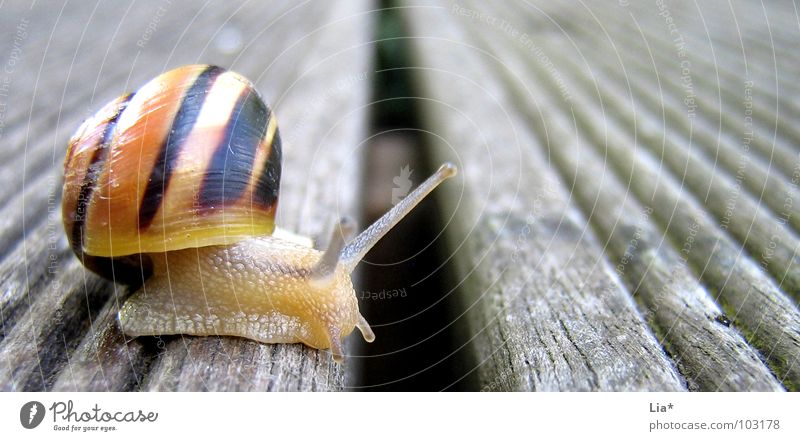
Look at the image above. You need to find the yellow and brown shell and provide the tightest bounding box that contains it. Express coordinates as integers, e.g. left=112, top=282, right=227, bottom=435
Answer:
left=62, top=64, right=282, bottom=281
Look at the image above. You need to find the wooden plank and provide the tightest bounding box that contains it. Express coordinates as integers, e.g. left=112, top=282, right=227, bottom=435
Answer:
left=588, top=6, right=800, bottom=234
left=0, top=189, right=71, bottom=342
left=462, top=1, right=784, bottom=391
left=3, top=0, right=299, bottom=391
left=675, top=24, right=800, bottom=136
left=141, top=1, right=374, bottom=392
left=547, top=70, right=800, bottom=306
left=404, top=1, right=685, bottom=391
left=1, top=0, right=291, bottom=391
left=0, top=254, right=113, bottom=391
left=483, top=2, right=800, bottom=388
left=0, top=2, right=191, bottom=196
left=672, top=0, right=800, bottom=98
left=0, top=0, right=374, bottom=391
left=0, top=1, right=305, bottom=198
left=49, top=2, right=329, bottom=392
left=565, top=5, right=800, bottom=300
left=4, top=0, right=796, bottom=392
left=623, top=1, right=800, bottom=182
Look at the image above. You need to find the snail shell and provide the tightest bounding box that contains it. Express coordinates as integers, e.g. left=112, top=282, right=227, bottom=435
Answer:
left=62, top=65, right=280, bottom=282
left=61, top=64, right=457, bottom=362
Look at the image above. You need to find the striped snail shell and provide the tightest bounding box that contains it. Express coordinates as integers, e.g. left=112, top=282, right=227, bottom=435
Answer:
left=61, top=64, right=457, bottom=363
left=62, top=65, right=280, bottom=283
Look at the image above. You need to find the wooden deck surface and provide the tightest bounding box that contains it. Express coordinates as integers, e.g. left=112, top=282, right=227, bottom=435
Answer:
left=1, top=0, right=798, bottom=391
left=0, top=0, right=373, bottom=391
left=404, top=0, right=799, bottom=391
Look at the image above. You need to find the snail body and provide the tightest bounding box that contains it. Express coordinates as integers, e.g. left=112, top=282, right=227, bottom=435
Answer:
left=62, top=65, right=456, bottom=362
left=119, top=235, right=368, bottom=361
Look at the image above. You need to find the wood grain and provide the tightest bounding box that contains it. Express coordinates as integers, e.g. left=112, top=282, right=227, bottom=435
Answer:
left=401, top=0, right=799, bottom=390
left=404, top=1, right=685, bottom=391
left=461, top=1, right=783, bottom=391
left=0, top=0, right=374, bottom=391
left=3, top=0, right=799, bottom=392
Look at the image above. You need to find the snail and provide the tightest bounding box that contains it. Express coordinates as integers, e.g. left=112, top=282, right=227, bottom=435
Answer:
left=61, top=64, right=457, bottom=363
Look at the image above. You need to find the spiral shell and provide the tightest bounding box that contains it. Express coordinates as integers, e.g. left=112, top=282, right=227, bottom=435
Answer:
left=62, top=65, right=281, bottom=280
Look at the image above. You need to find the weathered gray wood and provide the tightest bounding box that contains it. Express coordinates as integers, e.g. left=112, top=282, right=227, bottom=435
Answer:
left=0, top=1, right=265, bottom=391
left=587, top=6, right=800, bottom=235
left=675, top=29, right=800, bottom=140
left=543, top=43, right=800, bottom=302
left=0, top=175, right=70, bottom=341
left=4, top=0, right=799, bottom=392
left=614, top=2, right=800, bottom=181
left=52, top=4, right=332, bottom=391
left=0, top=3, right=192, bottom=197
left=0, top=256, right=113, bottom=390
left=566, top=7, right=800, bottom=300
left=404, top=1, right=685, bottom=391
left=0, top=0, right=374, bottom=391
left=0, top=0, right=313, bottom=198
left=671, top=1, right=800, bottom=100
left=558, top=2, right=800, bottom=186
left=493, top=4, right=800, bottom=388
left=464, top=1, right=783, bottom=391
left=141, top=1, right=374, bottom=392
left=51, top=299, right=156, bottom=392
left=57, top=2, right=337, bottom=392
